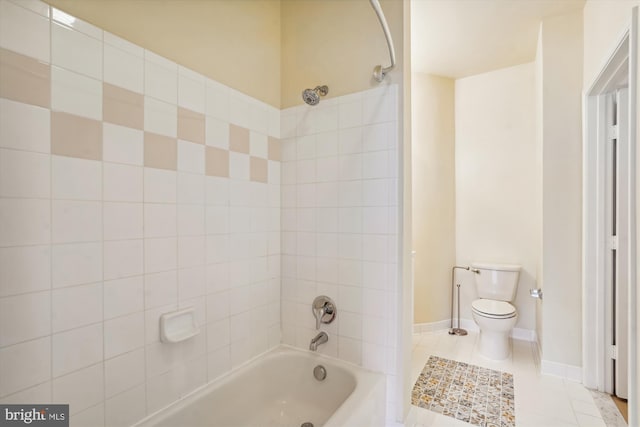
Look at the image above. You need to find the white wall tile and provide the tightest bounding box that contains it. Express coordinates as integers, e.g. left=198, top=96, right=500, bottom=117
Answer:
left=249, top=131, right=268, bottom=158
left=338, top=128, right=363, bottom=154
left=0, top=337, right=50, bottom=397
left=0, top=149, right=50, bottom=198
left=0, top=0, right=50, bottom=62
left=51, top=66, right=102, bottom=121
left=53, top=363, right=103, bottom=415
left=338, top=311, right=363, bottom=340
left=51, top=242, right=101, bottom=288
left=52, top=323, right=102, bottom=377
left=178, top=74, right=205, bottom=113
left=104, top=163, right=143, bottom=202
left=338, top=153, right=363, bottom=181
left=178, top=237, right=206, bottom=269
left=248, top=104, right=268, bottom=134
left=104, top=276, right=144, bottom=319
left=144, top=237, right=177, bottom=273
left=103, top=123, right=144, bottom=166
left=207, top=346, right=231, bottom=381
left=103, top=31, right=142, bottom=56
left=104, top=239, right=144, bottom=280
left=177, top=140, right=204, bottom=174
left=144, top=168, right=176, bottom=203
left=0, top=245, right=50, bottom=297
left=51, top=8, right=102, bottom=39
left=339, top=101, right=363, bottom=129
left=103, top=202, right=143, bottom=240
left=362, top=151, right=389, bottom=179
left=0, top=381, right=51, bottom=405
left=52, top=155, right=101, bottom=200
left=363, top=122, right=391, bottom=151
left=52, top=22, right=102, bottom=79
left=338, top=336, right=362, bottom=365
left=177, top=172, right=204, bottom=204
left=144, top=56, right=177, bottom=105
left=205, top=80, right=229, bottom=122
left=145, top=368, right=179, bottom=414
left=104, top=43, right=144, bottom=94
left=105, top=348, right=145, bottom=398
left=70, top=405, right=104, bottom=427
left=316, top=157, right=339, bottom=183
left=144, top=203, right=177, bottom=238
left=52, top=200, right=101, bottom=243
left=228, top=94, right=249, bottom=128
left=362, top=234, right=389, bottom=262
left=0, top=198, right=50, bottom=246
left=362, top=207, right=389, bottom=234
left=229, top=152, right=250, bottom=181
left=205, top=116, right=229, bottom=149
left=144, top=97, right=177, bottom=137
left=338, top=207, right=362, bottom=234
left=178, top=265, right=206, bottom=300
left=177, top=205, right=205, bottom=237
left=105, top=384, right=146, bottom=427
left=144, top=270, right=177, bottom=309
left=52, top=283, right=102, bottom=333
left=0, top=291, right=50, bottom=347
left=104, top=312, right=144, bottom=358
left=0, top=99, right=51, bottom=153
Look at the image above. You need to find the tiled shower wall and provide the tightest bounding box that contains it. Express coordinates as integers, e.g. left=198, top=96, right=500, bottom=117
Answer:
left=280, top=86, right=401, bottom=419
left=0, top=1, right=281, bottom=426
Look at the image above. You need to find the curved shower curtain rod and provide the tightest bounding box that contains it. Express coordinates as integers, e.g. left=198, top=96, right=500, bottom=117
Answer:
left=369, top=0, right=396, bottom=82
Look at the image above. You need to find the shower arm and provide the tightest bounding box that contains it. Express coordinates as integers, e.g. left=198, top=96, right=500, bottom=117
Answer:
left=369, top=0, right=396, bottom=82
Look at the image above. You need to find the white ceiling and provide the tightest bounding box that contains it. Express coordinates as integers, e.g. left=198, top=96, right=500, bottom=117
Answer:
left=411, top=0, right=586, bottom=79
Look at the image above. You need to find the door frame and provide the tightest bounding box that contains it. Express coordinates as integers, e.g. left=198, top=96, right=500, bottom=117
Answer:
left=583, top=8, right=638, bottom=424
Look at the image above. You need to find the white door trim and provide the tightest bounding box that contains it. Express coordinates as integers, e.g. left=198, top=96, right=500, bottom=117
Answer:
left=583, top=10, right=638, bottom=425
left=582, top=27, right=633, bottom=391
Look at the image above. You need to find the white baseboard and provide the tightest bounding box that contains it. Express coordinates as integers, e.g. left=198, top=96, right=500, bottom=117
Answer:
left=541, top=359, right=583, bottom=382
left=413, top=318, right=537, bottom=343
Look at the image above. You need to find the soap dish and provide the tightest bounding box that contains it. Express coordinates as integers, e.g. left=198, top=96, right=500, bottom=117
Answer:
left=159, top=307, right=200, bottom=343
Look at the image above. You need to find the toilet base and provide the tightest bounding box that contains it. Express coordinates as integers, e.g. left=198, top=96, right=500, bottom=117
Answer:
left=477, top=330, right=511, bottom=360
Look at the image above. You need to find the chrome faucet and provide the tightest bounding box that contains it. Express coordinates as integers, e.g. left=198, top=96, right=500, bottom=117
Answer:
left=309, top=332, right=328, bottom=351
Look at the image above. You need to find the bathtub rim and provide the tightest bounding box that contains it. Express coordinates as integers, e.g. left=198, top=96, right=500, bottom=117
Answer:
left=132, top=344, right=386, bottom=427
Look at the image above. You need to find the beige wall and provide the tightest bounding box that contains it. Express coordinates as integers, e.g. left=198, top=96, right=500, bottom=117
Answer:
left=539, top=11, right=583, bottom=368
left=454, top=63, right=538, bottom=332
left=583, top=0, right=640, bottom=88
left=411, top=73, right=455, bottom=324
left=43, top=0, right=282, bottom=107
left=280, top=0, right=403, bottom=108
left=534, top=25, right=544, bottom=354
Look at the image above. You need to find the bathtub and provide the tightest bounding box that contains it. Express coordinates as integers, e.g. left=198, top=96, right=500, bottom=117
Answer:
left=134, top=346, right=386, bottom=427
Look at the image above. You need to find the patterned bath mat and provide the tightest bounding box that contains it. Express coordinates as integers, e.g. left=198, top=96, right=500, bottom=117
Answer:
left=411, top=356, right=515, bottom=427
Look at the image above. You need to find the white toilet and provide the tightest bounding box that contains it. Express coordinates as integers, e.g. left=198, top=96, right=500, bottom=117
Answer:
left=471, top=262, right=521, bottom=360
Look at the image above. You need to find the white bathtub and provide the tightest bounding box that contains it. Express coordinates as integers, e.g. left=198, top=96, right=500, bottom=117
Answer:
left=134, top=346, right=386, bottom=427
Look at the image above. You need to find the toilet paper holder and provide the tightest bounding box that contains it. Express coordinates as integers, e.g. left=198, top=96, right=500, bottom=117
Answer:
left=530, top=288, right=543, bottom=299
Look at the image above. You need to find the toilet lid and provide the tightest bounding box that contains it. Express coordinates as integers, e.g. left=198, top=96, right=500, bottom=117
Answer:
left=472, top=299, right=516, bottom=318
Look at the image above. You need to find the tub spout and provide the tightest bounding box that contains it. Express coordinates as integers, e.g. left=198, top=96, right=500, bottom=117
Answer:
left=309, top=332, right=328, bottom=351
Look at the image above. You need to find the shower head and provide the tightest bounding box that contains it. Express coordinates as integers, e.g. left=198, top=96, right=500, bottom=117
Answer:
left=302, top=85, right=329, bottom=106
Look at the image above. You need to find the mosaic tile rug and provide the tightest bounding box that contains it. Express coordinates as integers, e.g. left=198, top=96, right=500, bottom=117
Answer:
left=411, top=356, right=515, bottom=427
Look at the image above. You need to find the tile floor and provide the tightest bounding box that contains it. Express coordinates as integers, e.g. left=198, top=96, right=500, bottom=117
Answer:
left=407, top=331, right=613, bottom=427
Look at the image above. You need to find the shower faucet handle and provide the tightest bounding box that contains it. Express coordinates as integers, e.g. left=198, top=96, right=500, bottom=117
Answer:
left=312, top=296, right=336, bottom=330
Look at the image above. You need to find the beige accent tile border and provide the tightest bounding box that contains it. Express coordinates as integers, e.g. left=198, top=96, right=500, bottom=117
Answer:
left=51, top=111, right=103, bottom=161
left=229, top=124, right=249, bottom=153
left=177, top=107, right=205, bottom=144
left=144, top=132, right=177, bottom=170
left=103, top=83, right=144, bottom=130
left=206, top=147, right=229, bottom=177
left=268, top=136, right=281, bottom=161
left=250, top=157, right=268, bottom=183
left=0, top=47, right=50, bottom=109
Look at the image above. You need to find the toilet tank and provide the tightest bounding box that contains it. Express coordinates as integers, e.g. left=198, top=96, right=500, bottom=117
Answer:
left=472, top=263, right=521, bottom=301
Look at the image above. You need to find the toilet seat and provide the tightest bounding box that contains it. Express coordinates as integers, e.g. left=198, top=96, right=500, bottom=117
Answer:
left=471, top=299, right=516, bottom=319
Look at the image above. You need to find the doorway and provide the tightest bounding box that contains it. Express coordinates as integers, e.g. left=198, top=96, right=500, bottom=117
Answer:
left=583, top=9, right=638, bottom=424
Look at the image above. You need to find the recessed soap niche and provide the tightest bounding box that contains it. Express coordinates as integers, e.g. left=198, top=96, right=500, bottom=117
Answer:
left=160, top=307, right=200, bottom=343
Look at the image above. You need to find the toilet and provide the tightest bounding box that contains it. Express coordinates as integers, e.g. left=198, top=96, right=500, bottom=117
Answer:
left=471, top=262, right=521, bottom=360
